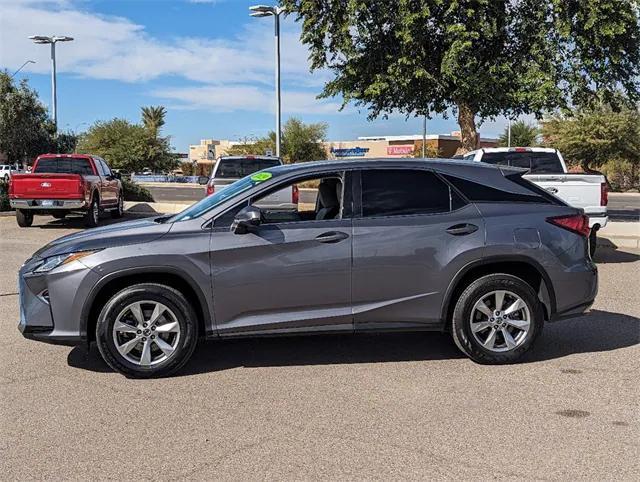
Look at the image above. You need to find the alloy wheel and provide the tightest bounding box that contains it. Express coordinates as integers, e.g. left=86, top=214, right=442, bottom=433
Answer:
left=112, top=301, right=181, bottom=366
left=469, top=290, right=531, bottom=352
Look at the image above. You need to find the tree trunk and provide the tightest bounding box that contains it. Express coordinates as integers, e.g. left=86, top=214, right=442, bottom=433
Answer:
left=456, top=101, right=479, bottom=154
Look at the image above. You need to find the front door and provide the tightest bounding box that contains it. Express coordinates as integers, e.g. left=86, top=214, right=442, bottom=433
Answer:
left=209, top=172, right=353, bottom=336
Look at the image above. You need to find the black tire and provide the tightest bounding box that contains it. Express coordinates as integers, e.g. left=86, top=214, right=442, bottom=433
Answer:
left=52, top=212, right=67, bottom=220
left=84, top=196, right=100, bottom=227
left=16, top=209, right=33, bottom=227
left=95, top=283, right=199, bottom=378
left=589, top=229, right=597, bottom=258
left=111, top=195, right=124, bottom=218
left=451, top=274, right=544, bottom=364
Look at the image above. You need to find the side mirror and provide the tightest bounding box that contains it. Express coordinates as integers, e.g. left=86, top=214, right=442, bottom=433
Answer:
left=231, top=205, right=262, bottom=234
left=114, top=172, right=122, bottom=180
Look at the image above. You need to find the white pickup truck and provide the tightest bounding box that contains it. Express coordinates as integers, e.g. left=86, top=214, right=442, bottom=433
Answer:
left=462, top=147, right=608, bottom=255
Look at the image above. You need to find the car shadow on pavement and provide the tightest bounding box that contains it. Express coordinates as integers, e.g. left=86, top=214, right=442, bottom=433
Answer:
left=594, top=247, right=640, bottom=264
left=67, top=309, right=639, bottom=376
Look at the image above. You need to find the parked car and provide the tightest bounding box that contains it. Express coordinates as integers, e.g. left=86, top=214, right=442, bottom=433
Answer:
left=9, top=154, right=123, bottom=228
left=0, top=164, right=21, bottom=181
left=18, top=159, right=597, bottom=377
left=461, top=147, right=608, bottom=255
left=206, top=156, right=298, bottom=210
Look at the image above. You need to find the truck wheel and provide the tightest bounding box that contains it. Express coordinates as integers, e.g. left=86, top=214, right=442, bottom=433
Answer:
left=16, top=210, right=34, bottom=227
left=589, top=229, right=597, bottom=258
left=111, top=195, right=124, bottom=219
left=84, top=197, right=100, bottom=228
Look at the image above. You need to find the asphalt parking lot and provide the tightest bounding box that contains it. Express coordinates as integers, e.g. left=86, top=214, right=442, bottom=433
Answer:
left=1, top=214, right=638, bottom=480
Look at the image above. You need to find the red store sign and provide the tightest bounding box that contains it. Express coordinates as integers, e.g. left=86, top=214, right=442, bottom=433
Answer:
left=386, top=145, right=414, bottom=155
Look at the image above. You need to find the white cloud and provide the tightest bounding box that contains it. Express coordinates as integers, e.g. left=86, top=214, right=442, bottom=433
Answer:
left=0, top=0, right=334, bottom=112
left=152, top=85, right=342, bottom=115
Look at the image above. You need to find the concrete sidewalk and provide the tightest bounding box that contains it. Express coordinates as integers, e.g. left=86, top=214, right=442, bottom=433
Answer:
left=125, top=201, right=640, bottom=248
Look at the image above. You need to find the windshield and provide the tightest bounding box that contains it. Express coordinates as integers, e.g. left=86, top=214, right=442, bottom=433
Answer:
left=170, top=168, right=282, bottom=222
left=215, top=158, right=281, bottom=179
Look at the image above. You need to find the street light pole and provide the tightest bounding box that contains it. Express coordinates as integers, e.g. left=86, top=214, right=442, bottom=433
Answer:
left=29, top=35, right=74, bottom=133
left=422, top=115, right=427, bottom=158
left=249, top=5, right=284, bottom=158
left=11, top=60, right=35, bottom=78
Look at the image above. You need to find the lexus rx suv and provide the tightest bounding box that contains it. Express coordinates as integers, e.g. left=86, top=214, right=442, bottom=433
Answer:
left=18, top=159, right=597, bottom=377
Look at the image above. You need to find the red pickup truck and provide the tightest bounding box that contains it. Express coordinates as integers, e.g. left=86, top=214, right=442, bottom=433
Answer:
left=9, top=154, right=123, bottom=228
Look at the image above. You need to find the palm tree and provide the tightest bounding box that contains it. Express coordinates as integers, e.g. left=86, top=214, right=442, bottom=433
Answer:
left=498, top=120, right=540, bottom=147
left=141, top=106, right=167, bottom=138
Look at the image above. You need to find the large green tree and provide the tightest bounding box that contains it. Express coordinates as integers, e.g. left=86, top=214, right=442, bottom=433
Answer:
left=77, top=118, right=175, bottom=173
left=498, top=120, right=540, bottom=147
left=541, top=105, right=640, bottom=184
left=226, top=117, right=328, bottom=163
left=0, top=71, right=54, bottom=163
left=283, top=0, right=640, bottom=152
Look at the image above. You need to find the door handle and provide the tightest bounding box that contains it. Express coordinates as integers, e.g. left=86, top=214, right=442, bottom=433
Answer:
left=315, top=231, right=349, bottom=243
left=446, top=223, right=479, bottom=236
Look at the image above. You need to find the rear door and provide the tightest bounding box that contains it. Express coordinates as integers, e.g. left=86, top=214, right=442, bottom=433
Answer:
left=352, top=168, right=486, bottom=330
left=95, top=158, right=118, bottom=205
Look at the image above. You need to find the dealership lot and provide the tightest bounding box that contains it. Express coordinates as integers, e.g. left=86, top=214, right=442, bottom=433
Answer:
left=0, top=215, right=638, bottom=479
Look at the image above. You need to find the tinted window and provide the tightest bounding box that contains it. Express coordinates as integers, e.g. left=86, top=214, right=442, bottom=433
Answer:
left=443, top=174, right=551, bottom=204
left=34, top=158, right=95, bottom=175
left=215, top=158, right=281, bottom=179
left=480, top=151, right=563, bottom=174
left=361, top=169, right=461, bottom=217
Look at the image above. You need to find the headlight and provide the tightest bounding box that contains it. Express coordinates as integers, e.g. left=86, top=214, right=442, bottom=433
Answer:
left=33, top=250, right=100, bottom=274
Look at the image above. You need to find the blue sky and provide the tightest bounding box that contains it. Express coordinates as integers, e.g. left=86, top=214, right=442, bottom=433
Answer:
left=1, top=0, right=514, bottom=152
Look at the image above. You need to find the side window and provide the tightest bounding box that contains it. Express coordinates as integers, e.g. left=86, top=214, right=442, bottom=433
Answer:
left=361, top=169, right=459, bottom=218
left=93, top=159, right=105, bottom=176
left=101, top=159, right=113, bottom=177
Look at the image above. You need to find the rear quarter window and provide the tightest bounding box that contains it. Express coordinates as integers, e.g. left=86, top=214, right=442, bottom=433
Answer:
left=443, top=174, right=559, bottom=204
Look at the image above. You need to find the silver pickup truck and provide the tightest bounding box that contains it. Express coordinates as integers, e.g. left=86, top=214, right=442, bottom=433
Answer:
left=462, top=147, right=608, bottom=255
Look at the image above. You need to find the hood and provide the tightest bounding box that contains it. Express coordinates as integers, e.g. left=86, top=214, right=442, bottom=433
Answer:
left=32, top=216, right=173, bottom=259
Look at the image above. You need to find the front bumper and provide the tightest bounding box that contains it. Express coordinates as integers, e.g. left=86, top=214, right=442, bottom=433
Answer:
left=10, top=199, right=87, bottom=210
left=18, top=257, right=99, bottom=346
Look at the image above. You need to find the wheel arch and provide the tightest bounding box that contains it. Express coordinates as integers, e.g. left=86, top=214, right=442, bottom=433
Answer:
left=81, top=267, right=213, bottom=343
left=441, top=255, right=556, bottom=326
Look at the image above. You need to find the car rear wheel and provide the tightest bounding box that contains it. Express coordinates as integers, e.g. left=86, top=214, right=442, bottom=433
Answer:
left=95, top=283, right=199, bottom=378
left=84, top=197, right=100, bottom=227
left=451, top=274, right=544, bottom=364
left=16, top=209, right=33, bottom=227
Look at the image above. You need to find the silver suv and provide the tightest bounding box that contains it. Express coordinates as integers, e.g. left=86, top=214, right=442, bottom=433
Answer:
left=18, top=159, right=597, bottom=377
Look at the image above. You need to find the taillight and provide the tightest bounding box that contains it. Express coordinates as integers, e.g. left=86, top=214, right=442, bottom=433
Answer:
left=206, top=184, right=214, bottom=196
left=292, top=184, right=299, bottom=204
left=600, top=182, right=608, bottom=206
left=547, top=214, right=590, bottom=237
left=78, top=179, right=85, bottom=195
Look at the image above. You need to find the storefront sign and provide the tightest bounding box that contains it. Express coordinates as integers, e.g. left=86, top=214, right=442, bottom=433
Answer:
left=330, top=147, right=370, bottom=157
left=386, top=145, right=414, bottom=155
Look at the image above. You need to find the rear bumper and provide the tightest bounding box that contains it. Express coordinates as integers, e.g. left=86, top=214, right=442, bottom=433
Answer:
left=10, top=199, right=87, bottom=210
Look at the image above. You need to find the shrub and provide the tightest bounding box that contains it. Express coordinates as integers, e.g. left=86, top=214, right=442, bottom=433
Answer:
left=121, top=179, right=154, bottom=202
left=0, top=180, right=10, bottom=211
left=600, top=159, right=639, bottom=192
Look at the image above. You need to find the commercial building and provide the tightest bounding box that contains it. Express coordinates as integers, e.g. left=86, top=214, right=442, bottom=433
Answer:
left=188, top=132, right=498, bottom=170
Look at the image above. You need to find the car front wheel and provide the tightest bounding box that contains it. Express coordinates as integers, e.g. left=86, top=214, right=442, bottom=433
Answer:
left=95, top=283, right=199, bottom=378
left=451, top=274, right=544, bottom=364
